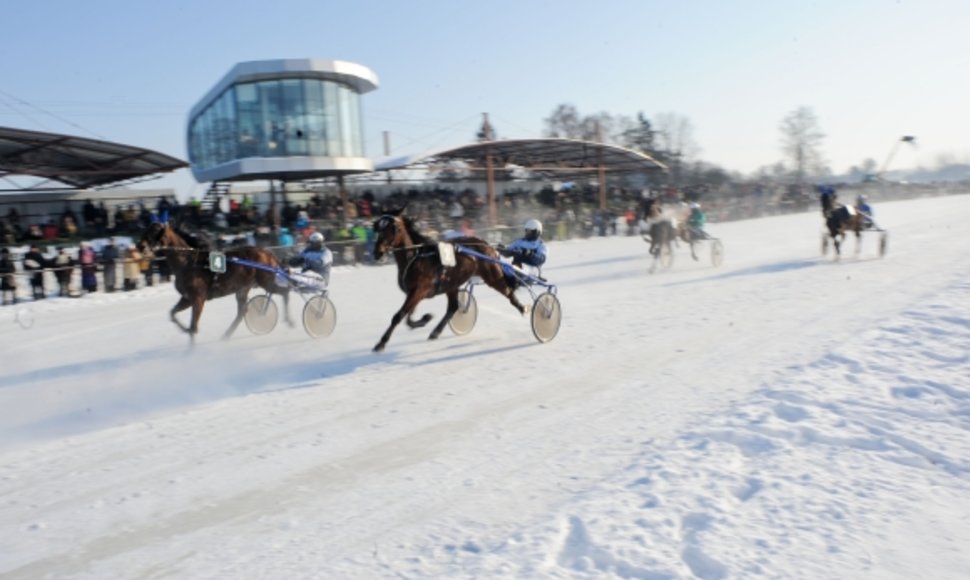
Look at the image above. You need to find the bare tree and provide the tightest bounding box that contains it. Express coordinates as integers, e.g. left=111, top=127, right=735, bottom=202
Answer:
left=618, top=112, right=657, bottom=154
left=653, top=112, right=700, bottom=186
left=779, top=106, right=826, bottom=188
left=543, top=104, right=584, bottom=139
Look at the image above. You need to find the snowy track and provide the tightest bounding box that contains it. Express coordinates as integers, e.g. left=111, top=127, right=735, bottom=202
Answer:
left=2, top=195, right=969, bottom=578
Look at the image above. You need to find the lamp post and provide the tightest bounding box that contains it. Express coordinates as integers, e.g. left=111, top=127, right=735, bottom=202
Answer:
left=878, top=135, right=917, bottom=178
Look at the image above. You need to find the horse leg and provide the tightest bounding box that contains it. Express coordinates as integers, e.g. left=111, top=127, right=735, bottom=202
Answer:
left=280, top=288, right=294, bottom=327
left=223, top=290, right=248, bottom=340
left=491, top=276, right=527, bottom=315
left=689, top=239, right=699, bottom=261
left=170, top=296, right=192, bottom=332
left=187, top=295, right=205, bottom=344
left=374, top=292, right=425, bottom=352
left=429, top=291, right=460, bottom=340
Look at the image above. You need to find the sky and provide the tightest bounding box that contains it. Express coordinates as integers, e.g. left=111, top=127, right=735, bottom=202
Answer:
left=2, top=0, right=969, bottom=198
left=1, top=194, right=969, bottom=577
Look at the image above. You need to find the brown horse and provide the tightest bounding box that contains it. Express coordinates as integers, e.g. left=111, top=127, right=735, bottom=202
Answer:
left=371, top=208, right=527, bottom=352
left=640, top=197, right=677, bottom=271
left=823, top=204, right=864, bottom=258
left=137, top=222, right=292, bottom=344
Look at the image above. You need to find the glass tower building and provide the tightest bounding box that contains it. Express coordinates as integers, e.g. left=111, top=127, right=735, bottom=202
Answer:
left=187, top=59, right=379, bottom=183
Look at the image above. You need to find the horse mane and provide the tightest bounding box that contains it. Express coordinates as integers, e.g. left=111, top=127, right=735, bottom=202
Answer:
left=172, top=225, right=211, bottom=250
left=402, top=216, right=433, bottom=245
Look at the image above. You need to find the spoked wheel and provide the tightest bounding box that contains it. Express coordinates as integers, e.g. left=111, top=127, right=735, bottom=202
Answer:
left=303, top=295, right=337, bottom=338
left=710, top=239, right=724, bottom=267
left=879, top=231, right=889, bottom=257
left=531, top=292, right=562, bottom=343
left=448, top=289, right=478, bottom=335
left=821, top=232, right=830, bottom=256
left=245, top=294, right=279, bottom=335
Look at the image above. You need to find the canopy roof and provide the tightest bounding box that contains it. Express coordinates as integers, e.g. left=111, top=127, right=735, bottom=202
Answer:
left=375, top=138, right=666, bottom=176
left=0, top=127, right=188, bottom=189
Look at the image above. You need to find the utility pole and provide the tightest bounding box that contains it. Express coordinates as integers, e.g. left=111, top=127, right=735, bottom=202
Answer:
left=483, top=112, right=497, bottom=227
left=596, top=121, right=607, bottom=211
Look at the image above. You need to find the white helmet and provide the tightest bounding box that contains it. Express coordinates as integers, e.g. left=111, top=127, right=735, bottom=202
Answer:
left=524, top=218, right=543, bottom=237
left=689, top=202, right=700, bottom=210
left=308, top=232, right=324, bottom=244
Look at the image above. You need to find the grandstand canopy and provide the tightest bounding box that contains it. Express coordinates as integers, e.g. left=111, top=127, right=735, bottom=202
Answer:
left=0, top=127, right=188, bottom=189
left=375, top=138, right=667, bottom=175
left=374, top=138, right=667, bottom=225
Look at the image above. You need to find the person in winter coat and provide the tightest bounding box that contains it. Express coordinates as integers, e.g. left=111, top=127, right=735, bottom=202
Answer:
left=100, top=239, right=119, bottom=292
left=123, top=246, right=141, bottom=291
left=78, top=241, right=98, bottom=293
left=23, top=245, right=48, bottom=300
left=0, top=248, right=17, bottom=305
left=52, top=247, right=75, bottom=297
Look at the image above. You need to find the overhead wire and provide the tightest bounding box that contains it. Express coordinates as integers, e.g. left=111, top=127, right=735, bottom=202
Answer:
left=0, top=89, right=108, bottom=140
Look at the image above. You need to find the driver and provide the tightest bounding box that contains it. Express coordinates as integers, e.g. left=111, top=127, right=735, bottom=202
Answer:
left=497, top=218, right=547, bottom=290
left=855, top=194, right=875, bottom=229
left=685, top=202, right=707, bottom=240
left=289, top=231, right=333, bottom=286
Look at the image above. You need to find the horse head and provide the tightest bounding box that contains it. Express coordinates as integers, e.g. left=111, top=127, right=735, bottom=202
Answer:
left=137, top=222, right=169, bottom=253
left=643, top=197, right=662, bottom=220
left=372, top=207, right=408, bottom=261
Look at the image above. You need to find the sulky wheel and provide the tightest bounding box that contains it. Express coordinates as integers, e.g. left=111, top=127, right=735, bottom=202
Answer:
left=710, top=239, right=724, bottom=267
left=531, top=291, right=562, bottom=343
left=303, top=295, right=337, bottom=338
left=821, top=232, right=830, bottom=256
left=449, top=289, right=478, bottom=335
left=879, top=231, right=889, bottom=257
left=245, top=294, right=279, bottom=335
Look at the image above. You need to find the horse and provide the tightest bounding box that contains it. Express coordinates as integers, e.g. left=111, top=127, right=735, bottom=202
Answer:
left=640, top=197, right=678, bottom=271
left=823, top=204, right=864, bottom=258
left=371, top=208, right=527, bottom=352
left=137, top=222, right=292, bottom=345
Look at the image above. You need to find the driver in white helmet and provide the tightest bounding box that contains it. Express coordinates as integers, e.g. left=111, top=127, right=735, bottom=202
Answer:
left=497, top=219, right=548, bottom=290
left=499, top=219, right=547, bottom=268
left=289, top=231, right=333, bottom=286
left=855, top=194, right=874, bottom=229
left=685, top=201, right=707, bottom=240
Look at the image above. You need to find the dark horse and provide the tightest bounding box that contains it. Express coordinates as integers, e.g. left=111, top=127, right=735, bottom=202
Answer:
left=371, top=208, right=527, bottom=352
left=823, top=204, right=864, bottom=258
left=641, top=197, right=678, bottom=271
left=137, top=222, right=292, bottom=344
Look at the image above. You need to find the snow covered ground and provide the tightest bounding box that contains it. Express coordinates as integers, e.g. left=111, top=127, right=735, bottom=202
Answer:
left=1, top=194, right=969, bottom=579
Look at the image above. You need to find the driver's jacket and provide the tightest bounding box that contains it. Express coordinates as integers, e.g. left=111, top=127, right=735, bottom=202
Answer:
left=502, top=238, right=547, bottom=268
left=290, top=247, right=333, bottom=280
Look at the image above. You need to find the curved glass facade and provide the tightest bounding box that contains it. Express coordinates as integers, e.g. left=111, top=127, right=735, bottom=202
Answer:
left=188, top=78, right=365, bottom=171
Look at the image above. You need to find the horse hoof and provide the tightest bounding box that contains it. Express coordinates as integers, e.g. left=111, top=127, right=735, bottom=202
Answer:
left=373, top=343, right=385, bottom=353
